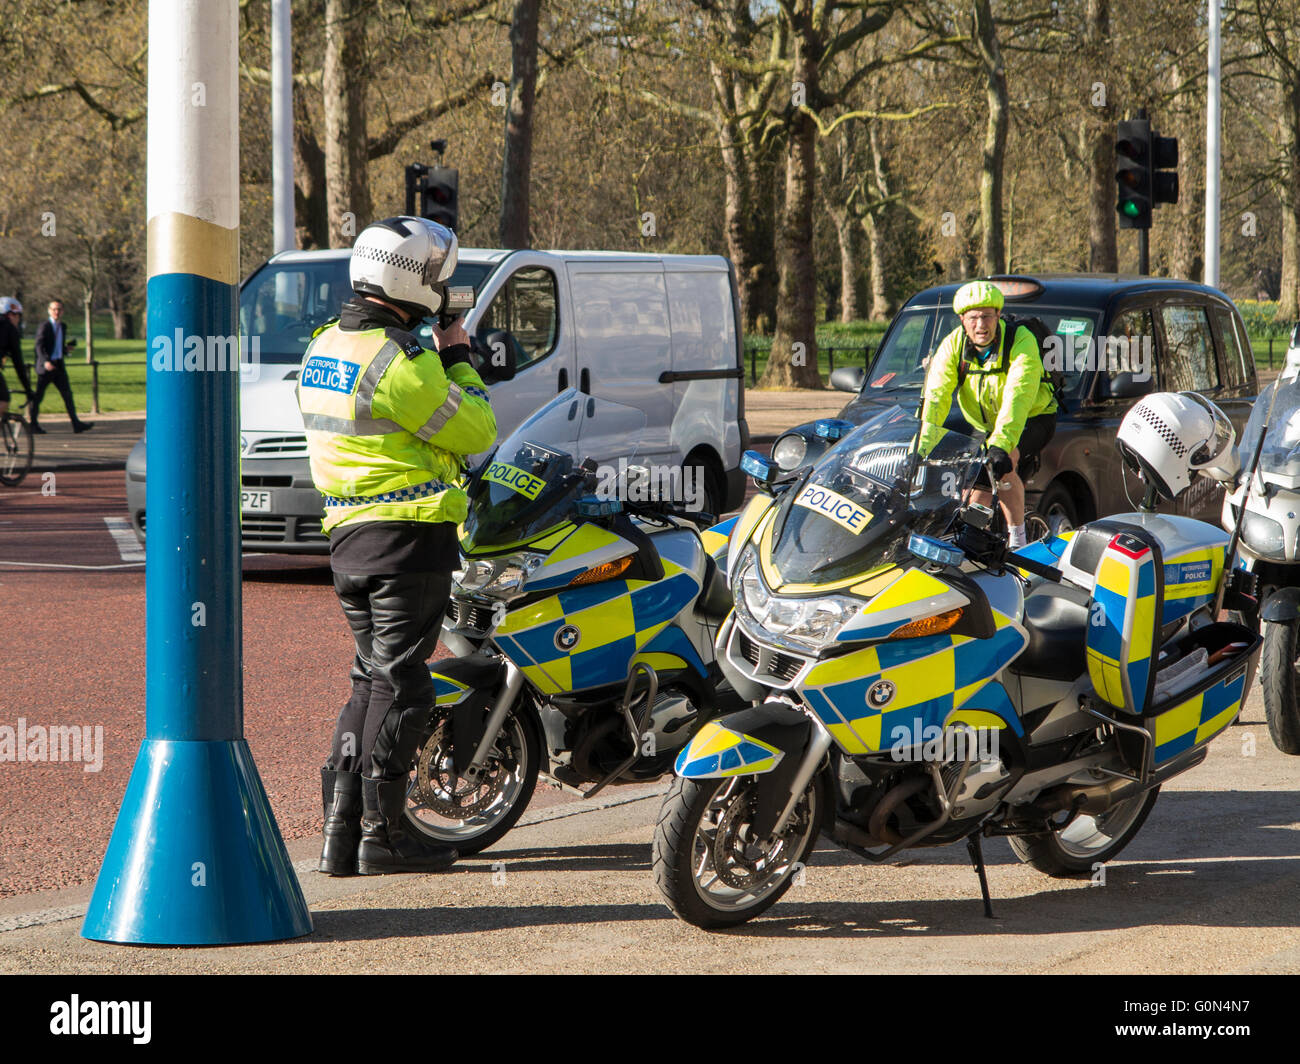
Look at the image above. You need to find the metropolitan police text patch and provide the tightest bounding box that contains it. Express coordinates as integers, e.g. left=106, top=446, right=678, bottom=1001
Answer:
left=300, top=355, right=361, bottom=394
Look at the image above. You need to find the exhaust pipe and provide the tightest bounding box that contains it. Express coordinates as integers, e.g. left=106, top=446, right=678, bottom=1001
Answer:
left=1033, top=777, right=1145, bottom=816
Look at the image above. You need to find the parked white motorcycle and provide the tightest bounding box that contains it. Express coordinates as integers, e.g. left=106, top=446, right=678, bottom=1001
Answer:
left=1214, top=359, right=1300, bottom=754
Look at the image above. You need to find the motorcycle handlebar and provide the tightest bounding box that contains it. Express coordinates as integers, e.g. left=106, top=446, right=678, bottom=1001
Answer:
left=1006, top=550, right=1062, bottom=583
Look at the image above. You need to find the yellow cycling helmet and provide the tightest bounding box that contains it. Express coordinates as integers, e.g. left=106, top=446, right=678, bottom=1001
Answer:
left=953, top=280, right=1004, bottom=315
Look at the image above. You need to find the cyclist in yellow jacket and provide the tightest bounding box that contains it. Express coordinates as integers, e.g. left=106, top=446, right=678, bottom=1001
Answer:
left=299, top=216, right=496, bottom=876
left=920, top=280, right=1057, bottom=549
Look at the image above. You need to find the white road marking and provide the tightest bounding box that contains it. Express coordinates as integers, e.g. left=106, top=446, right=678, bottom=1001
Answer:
left=0, top=560, right=144, bottom=570
left=103, top=516, right=146, bottom=562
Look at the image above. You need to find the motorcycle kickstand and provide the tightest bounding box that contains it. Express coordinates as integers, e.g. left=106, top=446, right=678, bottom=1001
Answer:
left=966, top=833, right=996, bottom=920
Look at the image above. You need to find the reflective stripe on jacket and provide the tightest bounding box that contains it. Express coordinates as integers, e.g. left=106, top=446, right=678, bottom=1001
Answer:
left=920, top=321, right=1056, bottom=454
left=297, top=323, right=496, bottom=532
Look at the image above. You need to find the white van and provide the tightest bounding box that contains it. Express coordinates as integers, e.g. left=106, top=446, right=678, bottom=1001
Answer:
left=126, top=247, right=750, bottom=550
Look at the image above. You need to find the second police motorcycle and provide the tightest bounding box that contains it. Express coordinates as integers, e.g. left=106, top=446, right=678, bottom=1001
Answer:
left=400, top=389, right=745, bottom=853
left=651, top=393, right=1263, bottom=928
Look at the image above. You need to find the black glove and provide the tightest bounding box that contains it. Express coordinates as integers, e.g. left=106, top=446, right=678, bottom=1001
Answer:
left=987, top=447, right=1014, bottom=480
left=438, top=342, right=472, bottom=371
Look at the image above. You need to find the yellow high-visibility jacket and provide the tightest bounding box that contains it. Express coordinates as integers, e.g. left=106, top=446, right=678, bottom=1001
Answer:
left=297, top=320, right=496, bottom=532
left=920, top=320, right=1056, bottom=454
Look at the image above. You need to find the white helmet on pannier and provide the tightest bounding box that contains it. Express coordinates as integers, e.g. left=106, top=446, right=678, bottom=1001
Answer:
left=349, top=216, right=458, bottom=317
left=1117, top=391, right=1235, bottom=499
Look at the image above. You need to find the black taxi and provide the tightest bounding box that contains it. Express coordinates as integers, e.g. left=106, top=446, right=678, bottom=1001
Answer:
left=771, top=273, right=1259, bottom=533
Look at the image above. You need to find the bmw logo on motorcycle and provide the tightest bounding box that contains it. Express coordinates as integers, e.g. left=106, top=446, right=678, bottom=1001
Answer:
left=554, top=624, right=582, bottom=651
left=867, top=679, right=896, bottom=709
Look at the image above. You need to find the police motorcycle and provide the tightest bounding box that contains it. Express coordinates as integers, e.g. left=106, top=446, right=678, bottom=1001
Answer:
left=652, top=396, right=1261, bottom=928
left=1214, top=357, right=1300, bottom=754
left=402, top=388, right=745, bottom=853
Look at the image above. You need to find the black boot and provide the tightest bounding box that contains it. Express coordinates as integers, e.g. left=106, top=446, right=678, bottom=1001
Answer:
left=357, top=776, right=458, bottom=875
left=319, top=767, right=362, bottom=876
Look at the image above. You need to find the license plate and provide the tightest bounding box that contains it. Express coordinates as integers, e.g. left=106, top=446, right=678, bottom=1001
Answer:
left=241, top=490, right=273, bottom=512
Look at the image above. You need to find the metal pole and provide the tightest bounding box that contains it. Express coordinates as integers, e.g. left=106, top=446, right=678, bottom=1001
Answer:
left=82, top=0, right=310, bottom=946
left=1204, top=0, right=1222, bottom=287
left=1139, top=230, right=1150, bottom=276
left=271, top=0, right=295, bottom=253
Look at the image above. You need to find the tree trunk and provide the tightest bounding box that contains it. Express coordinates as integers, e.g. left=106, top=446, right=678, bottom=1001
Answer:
left=973, top=0, right=1007, bottom=276
left=1168, top=59, right=1203, bottom=281
left=749, top=151, right=779, bottom=332
left=499, top=0, right=541, bottom=248
left=865, top=122, right=893, bottom=321
left=107, top=277, right=134, bottom=339
left=761, top=1, right=822, bottom=389
left=1084, top=0, right=1117, bottom=272
left=1277, top=66, right=1300, bottom=320
left=323, top=0, right=371, bottom=248
left=294, top=92, right=329, bottom=250
left=836, top=211, right=862, bottom=322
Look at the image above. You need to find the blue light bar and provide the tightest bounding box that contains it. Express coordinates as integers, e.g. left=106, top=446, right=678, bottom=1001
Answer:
left=577, top=495, right=623, bottom=517
left=740, top=449, right=778, bottom=484
left=814, top=418, right=854, bottom=441
left=908, top=533, right=964, bottom=568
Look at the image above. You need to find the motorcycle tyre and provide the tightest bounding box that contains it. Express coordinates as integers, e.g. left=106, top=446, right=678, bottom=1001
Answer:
left=1260, top=618, right=1300, bottom=755
left=402, top=701, right=542, bottom=855
left=652, top=774, right=822, bottom=930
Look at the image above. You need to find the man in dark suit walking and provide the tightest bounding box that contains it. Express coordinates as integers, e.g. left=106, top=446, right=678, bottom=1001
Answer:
left=31, top=299, right=92, bottom=434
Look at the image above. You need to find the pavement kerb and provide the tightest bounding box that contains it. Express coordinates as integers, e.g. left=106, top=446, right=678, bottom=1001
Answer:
left=0, top=780, right=668, bottom=938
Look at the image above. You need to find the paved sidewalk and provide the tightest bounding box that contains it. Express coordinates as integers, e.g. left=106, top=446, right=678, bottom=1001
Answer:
left=746, top=388, right=849, bottom=442
left=22, top=410, right=144, bottom=474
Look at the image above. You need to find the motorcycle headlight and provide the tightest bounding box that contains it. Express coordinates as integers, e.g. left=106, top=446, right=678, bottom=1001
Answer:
left=771, top=433, right=808, bottom=471
left=1242, top=512, right=1285, bottom=558
left=452, top=551, right=546, bottom=599
left=733, top=548, right=861, bottom=651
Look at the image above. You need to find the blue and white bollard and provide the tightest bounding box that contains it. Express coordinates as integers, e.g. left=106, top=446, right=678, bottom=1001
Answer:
left=82, top=0, right=311, bottom=945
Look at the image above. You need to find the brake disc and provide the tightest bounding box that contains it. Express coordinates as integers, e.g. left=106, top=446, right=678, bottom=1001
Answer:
left=713, top=787, right=790, bottom=891
left=413, top=717, right=508, bottom=818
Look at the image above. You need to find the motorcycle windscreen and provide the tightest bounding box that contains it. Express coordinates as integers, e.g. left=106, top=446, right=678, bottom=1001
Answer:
left=1243, top=378, right=1300, bottom=480
left=1085, top=530, right=1164, bottom=715
left=766, top=408, right=984, bottom=588
left=461, top=387, right=647, bottom=553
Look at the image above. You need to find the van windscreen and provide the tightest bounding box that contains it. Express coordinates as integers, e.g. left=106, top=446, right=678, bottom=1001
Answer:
left=239, top=259, right=495, bottom=364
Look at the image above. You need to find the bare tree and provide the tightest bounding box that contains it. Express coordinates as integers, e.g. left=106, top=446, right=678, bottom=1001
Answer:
left=500, top=0, right=541, bottom=247
left=323, top=0, right=372, bottom=247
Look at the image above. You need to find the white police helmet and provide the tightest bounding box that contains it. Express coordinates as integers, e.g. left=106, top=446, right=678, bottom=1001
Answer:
left=349, top=216, right=458, bottom=317
left=0, top=297, right=22, bottom=315
left=1118, top=391, right=1235, bottom=500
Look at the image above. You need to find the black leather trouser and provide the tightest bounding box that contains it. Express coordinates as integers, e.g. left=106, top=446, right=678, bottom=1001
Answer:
left=328, top=569, right=451, bottom=780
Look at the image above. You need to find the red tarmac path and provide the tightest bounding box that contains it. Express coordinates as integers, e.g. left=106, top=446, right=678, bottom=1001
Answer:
left=0, top=469, right=578, bottom=897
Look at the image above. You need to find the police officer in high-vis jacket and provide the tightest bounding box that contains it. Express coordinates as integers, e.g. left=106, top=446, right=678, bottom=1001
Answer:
left=919, top=280, right=1057, bottom=549
left=299, top=217, right=497, bottom=876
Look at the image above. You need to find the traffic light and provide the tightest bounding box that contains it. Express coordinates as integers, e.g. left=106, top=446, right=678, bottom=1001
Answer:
left=1116, top=118, right=1152, bottom=229
left=421, top=165, right=459, bottom=231
left=1152, top=133, right=1179, bottom=207
left=1116, top=117, right=1178, bottom=230
left=404, top=163, right=460, bottom=232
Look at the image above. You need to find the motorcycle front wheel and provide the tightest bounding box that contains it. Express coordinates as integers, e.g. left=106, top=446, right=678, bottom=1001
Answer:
left=652, top=773, right=822, bottom=929
left=1259, top=618, right=1300, bottom=755
left=403, top=701, right=541, bottom=855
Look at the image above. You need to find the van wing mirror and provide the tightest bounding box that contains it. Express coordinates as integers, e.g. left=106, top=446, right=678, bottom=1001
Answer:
left=829, top=366, right=866, bottom=393
left=473, top=330, right=521, bottom=383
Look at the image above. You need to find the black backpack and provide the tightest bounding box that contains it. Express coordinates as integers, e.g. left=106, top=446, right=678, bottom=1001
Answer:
left=956, top=314, right=1068, bottom=414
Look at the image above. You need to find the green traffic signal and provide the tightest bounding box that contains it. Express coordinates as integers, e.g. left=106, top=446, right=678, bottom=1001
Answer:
left=1121, top=201, right=1141, bottom=218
